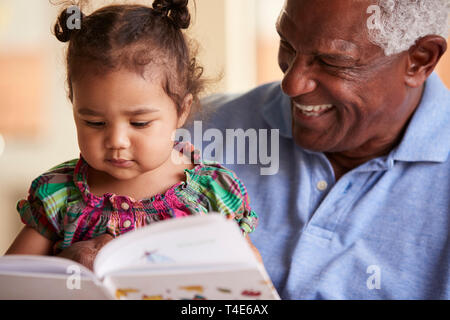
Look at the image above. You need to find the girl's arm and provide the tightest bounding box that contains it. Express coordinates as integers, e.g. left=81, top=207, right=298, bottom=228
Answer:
left=5, top=226, right=53, bottom=256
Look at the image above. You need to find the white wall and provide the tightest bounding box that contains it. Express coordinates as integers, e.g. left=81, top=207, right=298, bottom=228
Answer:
left=0, top=0, right=79, bottom=254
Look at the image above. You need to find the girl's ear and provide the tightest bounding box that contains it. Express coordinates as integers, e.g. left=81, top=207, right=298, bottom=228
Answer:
left=177, top=93, right=193, bottom=128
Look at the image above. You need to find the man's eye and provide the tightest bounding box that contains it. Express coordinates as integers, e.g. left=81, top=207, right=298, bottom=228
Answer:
left=85, top=121, right=105, bottom=127
left=280, top=39, right=295, bottom=52
left=131, top=121, right=151, bottom=128
left=319, top=59, right=339, bottom=68
left=318, top=57, right=356, bottom=70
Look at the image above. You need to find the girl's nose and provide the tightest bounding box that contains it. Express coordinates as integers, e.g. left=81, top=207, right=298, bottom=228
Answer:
left=280, top=56, right=317, bottom=98
left=105, top=125, right=130, bottom=150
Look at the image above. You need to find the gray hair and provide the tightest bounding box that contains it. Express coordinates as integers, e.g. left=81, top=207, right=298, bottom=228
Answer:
left=367, top=0, right=450, bottom=56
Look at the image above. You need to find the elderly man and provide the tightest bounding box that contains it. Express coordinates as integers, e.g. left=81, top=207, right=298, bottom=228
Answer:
left=194, top=0, right=450, bottom=299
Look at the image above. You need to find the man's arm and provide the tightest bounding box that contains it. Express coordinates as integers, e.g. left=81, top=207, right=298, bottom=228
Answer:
left=56, top=233, right=114, bottom=270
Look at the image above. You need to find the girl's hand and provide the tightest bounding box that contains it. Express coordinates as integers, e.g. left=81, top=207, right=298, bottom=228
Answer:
left=57, top=233, right=114, bottom=271
left=245, top=236, right=263, bottom=264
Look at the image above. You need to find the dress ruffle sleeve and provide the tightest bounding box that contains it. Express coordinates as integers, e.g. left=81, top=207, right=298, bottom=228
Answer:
left=182, top=161, right=258, bottom=234
left=16, top=160, right=78, bottom=242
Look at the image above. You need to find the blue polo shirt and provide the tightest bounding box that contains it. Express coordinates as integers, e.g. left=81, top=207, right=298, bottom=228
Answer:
left=190, top=72, right=450, bottom=299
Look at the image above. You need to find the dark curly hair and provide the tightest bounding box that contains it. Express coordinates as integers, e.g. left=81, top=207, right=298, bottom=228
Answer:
left=53, top=0, right=205, bottom=118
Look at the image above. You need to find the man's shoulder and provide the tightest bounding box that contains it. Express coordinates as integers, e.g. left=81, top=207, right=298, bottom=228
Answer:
left=202, top=81, right=282, bottom=109
left=199, top=82, right=290, bottom=131
left=201, top=82, right=284, bottom=118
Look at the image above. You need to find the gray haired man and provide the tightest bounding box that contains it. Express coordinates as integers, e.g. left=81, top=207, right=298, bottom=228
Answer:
left=197, top=0, right=450, bottom=299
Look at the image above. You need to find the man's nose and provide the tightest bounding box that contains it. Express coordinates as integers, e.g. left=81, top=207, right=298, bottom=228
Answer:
left=105, top=125, right=130, bottom=150
left=280, top=57, right=317, bottom=97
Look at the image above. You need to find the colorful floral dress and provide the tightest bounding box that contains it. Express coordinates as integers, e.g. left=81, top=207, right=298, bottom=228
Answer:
left=17, top=142, right=258, bottom=254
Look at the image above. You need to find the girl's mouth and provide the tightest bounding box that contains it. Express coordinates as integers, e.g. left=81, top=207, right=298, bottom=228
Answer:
left=107, top=159, right=134, bottom=168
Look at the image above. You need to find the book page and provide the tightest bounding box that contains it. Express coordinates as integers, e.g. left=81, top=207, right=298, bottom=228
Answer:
left=0, top=255, right=94, bottom=276
left=0, top=255, right=112, bottom=299
left=0, top=273, right=112, bottom=299
left=93, top=214, right=280, bottom=300
left=94, top=214, right=258, bottom=278
left=102, top=265, right=280, bottom=300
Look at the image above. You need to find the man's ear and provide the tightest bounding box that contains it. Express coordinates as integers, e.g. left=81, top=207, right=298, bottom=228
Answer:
left=404, top=35, right=447, bottom=88
left=177, top=93, right=193, bottom=128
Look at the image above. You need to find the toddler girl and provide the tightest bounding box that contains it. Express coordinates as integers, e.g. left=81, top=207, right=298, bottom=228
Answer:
left=6, top=0, right=258, bottom=261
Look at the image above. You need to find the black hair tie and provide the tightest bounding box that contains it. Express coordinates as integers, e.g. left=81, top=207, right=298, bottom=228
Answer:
left=54, top=5, right=85, bottom=43
left=152, top=0, right=190, bottom=29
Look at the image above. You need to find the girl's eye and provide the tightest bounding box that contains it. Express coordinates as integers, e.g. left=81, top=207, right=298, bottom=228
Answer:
left=85, top=121, right=105, bottom=127
left=131, top=121, right=151, bottom=128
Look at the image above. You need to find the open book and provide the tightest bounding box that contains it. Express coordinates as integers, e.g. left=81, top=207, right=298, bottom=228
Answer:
left=0, top=214, right=280, bottom=300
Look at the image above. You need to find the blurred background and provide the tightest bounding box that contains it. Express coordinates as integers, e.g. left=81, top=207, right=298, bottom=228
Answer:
left=0, top=0, right=448, bottom=254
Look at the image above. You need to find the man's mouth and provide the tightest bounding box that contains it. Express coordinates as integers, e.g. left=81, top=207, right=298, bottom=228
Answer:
left=293, top=102, right=335, bottom=117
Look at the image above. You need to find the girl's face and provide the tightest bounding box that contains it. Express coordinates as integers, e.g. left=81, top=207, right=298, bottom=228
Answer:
left=72, top=68, right=191, bottom=182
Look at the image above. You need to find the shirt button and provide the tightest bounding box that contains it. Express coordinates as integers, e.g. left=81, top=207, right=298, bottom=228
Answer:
left=122, top=220, right=132, bottom=228
left=317, top=180, right=328, bottom=191
left=121, top=202, right=130, bottom=210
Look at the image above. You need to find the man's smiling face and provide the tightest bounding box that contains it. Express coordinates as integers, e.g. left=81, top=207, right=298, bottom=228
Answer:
left=277, top=0, right=415, bottom=154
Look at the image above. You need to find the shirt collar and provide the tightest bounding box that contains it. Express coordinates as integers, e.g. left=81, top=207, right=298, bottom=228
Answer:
left=261, top=73, right=450, bottom=163
left=390, top=72, right=450, bottom=163
left=73, top=156, right=107, bottom=208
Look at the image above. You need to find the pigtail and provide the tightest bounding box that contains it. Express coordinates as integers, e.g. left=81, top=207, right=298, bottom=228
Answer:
left=53, top=6, right=85, bottom=42
left=152, top=0, right=191, bottom=29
